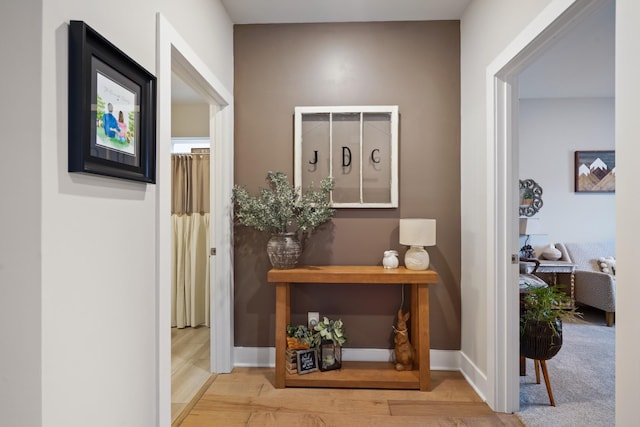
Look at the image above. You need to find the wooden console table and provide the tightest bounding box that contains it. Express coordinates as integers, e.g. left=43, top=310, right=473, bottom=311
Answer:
left=267, top=265, right=438, bottom=391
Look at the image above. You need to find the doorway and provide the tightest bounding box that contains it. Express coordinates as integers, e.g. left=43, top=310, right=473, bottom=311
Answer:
left=156, top=13, right=234, bottom=426
left=516, top=1, right=615, bottom=419
left=488, top=0, right=614, bottom=414
left=170, top=70, right=212, bottom=420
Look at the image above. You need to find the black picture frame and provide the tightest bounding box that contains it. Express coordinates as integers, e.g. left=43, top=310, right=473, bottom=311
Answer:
left=68, top=20, right=156, bottom=183
left=574, top=150, right=615, bottom=193
left=296, top=348, right=318, bottom=374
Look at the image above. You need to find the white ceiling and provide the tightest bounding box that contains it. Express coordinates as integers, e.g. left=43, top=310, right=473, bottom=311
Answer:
left=220, top=0, right=472, bottom=24
left=172, top=0, right=614, bottom=102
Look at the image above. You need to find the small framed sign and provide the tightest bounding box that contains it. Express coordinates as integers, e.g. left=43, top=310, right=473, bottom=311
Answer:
left=296, top=348, right=318, bottom=374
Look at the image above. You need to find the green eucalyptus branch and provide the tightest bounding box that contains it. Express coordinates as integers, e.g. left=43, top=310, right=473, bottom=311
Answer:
left=232, top=171, right=335, bottom=234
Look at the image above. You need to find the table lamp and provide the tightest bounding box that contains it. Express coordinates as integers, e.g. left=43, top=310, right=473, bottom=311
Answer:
left=399, top=219, right=436, bottom=270
left=519, top=218, right=542, bottom=259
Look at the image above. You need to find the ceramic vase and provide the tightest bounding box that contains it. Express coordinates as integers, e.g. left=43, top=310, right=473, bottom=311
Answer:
left=266, top=232, right=301, bottom=269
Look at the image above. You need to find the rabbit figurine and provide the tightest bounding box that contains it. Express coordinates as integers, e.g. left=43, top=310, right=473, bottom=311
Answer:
left=393, top=309, right=416, bottom=371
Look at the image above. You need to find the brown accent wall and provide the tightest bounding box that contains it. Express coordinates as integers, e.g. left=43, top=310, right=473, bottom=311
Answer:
left=234, top=21, right=461, bottom=350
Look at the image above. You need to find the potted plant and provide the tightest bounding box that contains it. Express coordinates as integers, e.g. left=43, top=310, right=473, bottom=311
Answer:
left=520, top=285, right=580, bottom=361
left=232, top=171, right=335, bottom=269
left=312, top=317, right=347, bottom=371
left=521, top=188, right=534, bottom=206
left=286, top=318, right=347, bottom=372
left=286, top=324, right=314, bottom=350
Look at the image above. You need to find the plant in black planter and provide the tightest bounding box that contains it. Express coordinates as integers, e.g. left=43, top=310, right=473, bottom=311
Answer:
left=520, top=285, right=579, bottom=360
left=520, top=284, right=580, bottom=406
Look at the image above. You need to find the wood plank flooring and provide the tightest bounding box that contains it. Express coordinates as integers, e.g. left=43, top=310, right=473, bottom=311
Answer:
left=172, top=326, right=211, bottom=424
left=178, top=368, right=524, bottom=426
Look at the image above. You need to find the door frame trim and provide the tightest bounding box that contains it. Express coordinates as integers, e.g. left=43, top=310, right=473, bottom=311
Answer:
left=486, top=0, right=611, bottom=412
left=156, top=13, right=234, bottom=426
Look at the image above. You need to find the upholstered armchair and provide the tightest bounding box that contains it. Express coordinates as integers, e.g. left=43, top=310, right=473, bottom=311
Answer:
left=555, top=242, right=616, bottom=326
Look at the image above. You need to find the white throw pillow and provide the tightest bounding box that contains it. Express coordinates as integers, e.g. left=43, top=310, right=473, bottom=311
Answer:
left=597, top=256, right=616, bottom=275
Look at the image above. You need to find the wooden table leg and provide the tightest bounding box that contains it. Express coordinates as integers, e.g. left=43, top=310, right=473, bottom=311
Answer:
left=417, top=283, right=430, bottom=391
left=274, top=282, right=290, bottom=388
left=570, top=271, right=576, bottom=307
left=410, top=284, right=419, bottom=367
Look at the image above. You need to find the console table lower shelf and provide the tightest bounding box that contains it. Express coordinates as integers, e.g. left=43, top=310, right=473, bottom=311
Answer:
left=285, top=361, right=421, bottom=390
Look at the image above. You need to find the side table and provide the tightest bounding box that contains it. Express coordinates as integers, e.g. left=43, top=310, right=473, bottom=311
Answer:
left=520, top=260, right=576, bottom=377
left=533, top=260, right=577, bottom=302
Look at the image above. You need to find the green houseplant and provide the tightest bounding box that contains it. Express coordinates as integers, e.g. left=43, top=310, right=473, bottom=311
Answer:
left=520, top=284, right=580, bottom=406
left=232, top=171, right=335, bottom=269
left=521, top=188, right=534, bottom=205
left=286, top=317, right=347, bottom=372
left=520, top=284, right=580, bottom=361
left=286, top=324, right=315, bottom=350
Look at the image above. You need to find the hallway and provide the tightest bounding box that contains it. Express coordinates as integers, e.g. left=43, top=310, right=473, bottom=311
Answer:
left=171, top=326, right=211, bottom=423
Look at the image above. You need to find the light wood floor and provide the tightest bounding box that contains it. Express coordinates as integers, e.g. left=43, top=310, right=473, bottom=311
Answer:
left=172, top=326, right=211, bottom=424
left=176, top=368, right=524, bottom=426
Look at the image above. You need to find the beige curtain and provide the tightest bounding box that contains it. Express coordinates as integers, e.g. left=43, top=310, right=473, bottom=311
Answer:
left=171, top=154, right=210, bottom=328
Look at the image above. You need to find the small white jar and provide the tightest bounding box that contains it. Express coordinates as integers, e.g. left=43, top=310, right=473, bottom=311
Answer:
left=383, top=250, right=399, bottom=269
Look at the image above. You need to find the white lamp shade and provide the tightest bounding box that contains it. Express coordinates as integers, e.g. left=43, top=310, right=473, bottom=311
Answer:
left=399, top=219, right=436, bottom=247
left=519, top=218, right=542, bottom=235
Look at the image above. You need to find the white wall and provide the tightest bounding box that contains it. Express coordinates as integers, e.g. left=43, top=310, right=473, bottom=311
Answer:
left=0, top=1, right=232, bottom=426
left=462, top=0, right=640, bottom=421
left=159, top=0, right=234, bottom=91
left=459, top=0, right=552, bottom=403
left=519, top=97, right=615, bottom=249
left=0, top=1, right=43, bottom=426
left=615, top=1, right=640, bottom=424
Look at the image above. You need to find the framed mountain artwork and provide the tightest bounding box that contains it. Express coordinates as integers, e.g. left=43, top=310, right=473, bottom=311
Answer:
left=574, top=150, right=615, bottom=193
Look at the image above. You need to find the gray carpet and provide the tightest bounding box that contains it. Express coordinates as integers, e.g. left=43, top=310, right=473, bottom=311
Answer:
left=517, top=308, right=615, bottom=427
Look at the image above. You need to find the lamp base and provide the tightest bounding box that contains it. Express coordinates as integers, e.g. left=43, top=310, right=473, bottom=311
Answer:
left=520, top=244, right=535, bottom=259
left=404, top=246, right=430, bottom=270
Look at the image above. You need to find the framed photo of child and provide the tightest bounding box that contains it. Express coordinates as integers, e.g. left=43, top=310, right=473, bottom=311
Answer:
left=68, top=20, right=156, bottom=183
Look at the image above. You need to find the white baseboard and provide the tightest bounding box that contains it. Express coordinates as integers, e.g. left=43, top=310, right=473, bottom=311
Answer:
left=430, top=348, right=461, bottom=371
left=458, top=350, right=489, bottom=402
left=233, top=346, right=460, bottom=370
left=233, top=346, right=275, bottom=367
